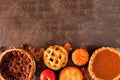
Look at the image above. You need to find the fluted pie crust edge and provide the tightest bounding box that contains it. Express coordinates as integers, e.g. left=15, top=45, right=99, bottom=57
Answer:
left=88, top=47, right=120, bottom=80
left=0, top=48, right=36, bottom=80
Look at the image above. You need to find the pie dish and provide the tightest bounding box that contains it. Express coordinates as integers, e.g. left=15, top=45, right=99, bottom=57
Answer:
left=88, top=47, right=120, bottom=80
left=0, top=48, right=35, bottom=80
left=59, top=67, right=83, bottom=80
left=43, top=45, right=68, bottom=70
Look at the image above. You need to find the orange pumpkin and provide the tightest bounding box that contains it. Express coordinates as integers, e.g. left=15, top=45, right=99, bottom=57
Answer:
left=72, top=48, right=89, bottom=66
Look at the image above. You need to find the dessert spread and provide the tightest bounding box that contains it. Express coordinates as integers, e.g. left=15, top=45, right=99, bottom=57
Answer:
left=0, top=43, right=120, bottom=80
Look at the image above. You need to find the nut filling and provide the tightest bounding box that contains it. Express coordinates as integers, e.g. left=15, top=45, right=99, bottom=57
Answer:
left=0, top=51, right=32, bottom=80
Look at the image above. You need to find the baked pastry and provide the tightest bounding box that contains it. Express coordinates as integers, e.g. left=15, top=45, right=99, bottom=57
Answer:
left=88, top=47, right=120, bottom=80
left=0, top=48, right=35, bottom=80
left=59, top=67, right=83, bottom=80
left=43, top=45, right=68, bottom=70
left=72, top=48, right=89, bottom=66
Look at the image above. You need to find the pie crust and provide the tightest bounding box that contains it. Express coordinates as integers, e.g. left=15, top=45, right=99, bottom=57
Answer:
left=88, top=47, right=120, bottom=80
left=44, top=45, right=68, bottom=70
left=0, top=48, right=35, bottom=80
left=59, top=67, right=83, bottom=80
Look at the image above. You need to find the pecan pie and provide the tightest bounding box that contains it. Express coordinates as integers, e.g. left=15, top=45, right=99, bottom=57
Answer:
left=0, top=48, right=35, bottom=80
left=88, top=47, right=120, bottom=80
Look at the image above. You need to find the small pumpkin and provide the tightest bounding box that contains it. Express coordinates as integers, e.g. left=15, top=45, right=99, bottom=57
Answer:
left=0, top=48, right=36, bottom=80
left=72, top=48, right=89, bottom=66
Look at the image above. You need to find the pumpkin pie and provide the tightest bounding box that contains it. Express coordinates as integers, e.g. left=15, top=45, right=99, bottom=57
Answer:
left=88, top=47, right=120, bottom=80
left=0, top=48, right=35, bottom=80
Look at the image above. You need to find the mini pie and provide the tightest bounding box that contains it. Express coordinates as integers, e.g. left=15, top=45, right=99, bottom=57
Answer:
left=59, top=67, right=83, bottom=80
left=88, top=47, right=120, bottom=80
left=43, top=45, right=68, bottom=70
left=0, top=48, right=35, bottom=80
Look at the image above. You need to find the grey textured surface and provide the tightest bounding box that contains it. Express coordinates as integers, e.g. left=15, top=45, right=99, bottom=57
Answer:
left=0, top=0, right=120, bottom=79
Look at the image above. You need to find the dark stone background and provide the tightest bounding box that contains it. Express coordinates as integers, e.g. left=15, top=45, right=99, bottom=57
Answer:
left=0, top=0, right=120, bottom=80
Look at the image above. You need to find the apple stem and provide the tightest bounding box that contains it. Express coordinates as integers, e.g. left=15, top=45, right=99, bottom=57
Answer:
left=46, top=77, right=50, bottom=80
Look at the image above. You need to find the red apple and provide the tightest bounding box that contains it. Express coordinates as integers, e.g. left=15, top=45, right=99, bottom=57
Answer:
left=40, top=69, right=56, bottom=80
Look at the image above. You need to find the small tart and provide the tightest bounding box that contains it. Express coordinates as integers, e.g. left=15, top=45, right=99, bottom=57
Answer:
left=59, top=67, right=83, bottom=80
left=44, top=45, right=68, bottom=70
left=0, top=48, right=35, bottom=80
left=88, top=47, right=120, bottom=80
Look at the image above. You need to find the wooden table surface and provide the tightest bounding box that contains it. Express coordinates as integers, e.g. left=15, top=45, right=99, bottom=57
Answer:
left=0, top=0, right=120, bottom=80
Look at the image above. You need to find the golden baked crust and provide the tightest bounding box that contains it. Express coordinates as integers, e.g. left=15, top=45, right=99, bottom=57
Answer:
left=88, top=47, right=120, bottom=80
left=0, top=48, right=35, bottom=80
left=44, top=45, right=68, bottom=70
left=59, top=67, right=83, bottom=80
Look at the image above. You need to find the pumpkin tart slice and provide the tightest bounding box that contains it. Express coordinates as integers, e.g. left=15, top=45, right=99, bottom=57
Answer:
left=88, top=47, right=120, bottom=80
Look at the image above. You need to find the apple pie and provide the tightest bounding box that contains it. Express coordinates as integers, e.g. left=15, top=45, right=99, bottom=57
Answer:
left=59, top=67, right=83, bottom=80
left=43, top=45, right=68, bottom=70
